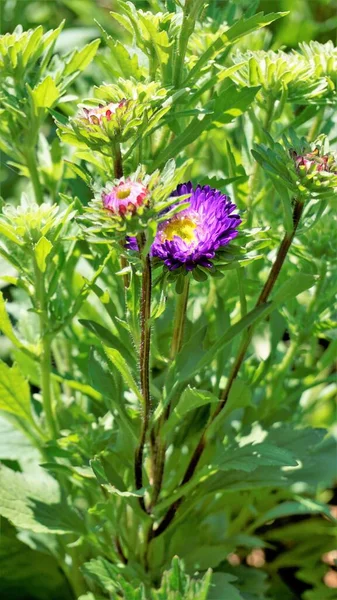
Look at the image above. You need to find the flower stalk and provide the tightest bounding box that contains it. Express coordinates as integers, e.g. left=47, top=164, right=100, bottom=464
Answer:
left=34, top=257, right=58, bottom=439
left=150, top=276, right=190, bottom=508
left=152, top=197, right=305, bottom=538
left=134, top=233, right=152, bottom=511
left=170, top=277, right=190, bottom=359
left=113, top=140, right=123, bottom=179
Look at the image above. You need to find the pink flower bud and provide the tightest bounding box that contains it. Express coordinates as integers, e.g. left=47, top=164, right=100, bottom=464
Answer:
left=82, top=100, right=127, bottom=125
left=102, top=181, right=148, bottom=217
left=292, top=149, right=335, bottom=174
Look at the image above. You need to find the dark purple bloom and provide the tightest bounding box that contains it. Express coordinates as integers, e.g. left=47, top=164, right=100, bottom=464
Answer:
left=151, top=182, right=241, bottom=271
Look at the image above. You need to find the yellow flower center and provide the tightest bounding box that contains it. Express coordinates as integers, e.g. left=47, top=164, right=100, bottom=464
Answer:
left=162, top=216, right=197, bottom=243
left=116, top=187, right=131, bottom=199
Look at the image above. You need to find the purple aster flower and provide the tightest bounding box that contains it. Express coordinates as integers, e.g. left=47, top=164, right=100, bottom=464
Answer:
left=151, top=182, right=241, bottom=271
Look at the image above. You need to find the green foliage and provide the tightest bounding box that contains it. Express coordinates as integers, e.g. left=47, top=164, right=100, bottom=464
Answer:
left=0, top=1, right=336, bottom=599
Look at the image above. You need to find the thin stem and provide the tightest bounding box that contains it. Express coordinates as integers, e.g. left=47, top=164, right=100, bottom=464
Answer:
left=218, top=199, right=304, bottom=409
left=26, top=151, right=43, bottom=205
left=150, top=278, right=191, bottom=509
left=134, top=234, right=152, bottom=511
left=247, top=99, right=275, bottom=219
left=112, top=140, right=130, bottom=289
left=152, top=198, right=305, bottom=538
left=170, top=277, right=190, bottom=359
left=173, top=0, right=203, bottom=87
left=34, top=258, right=58, bottom=439
left=236, top=268, right=247, bottom=318
left=308, top=107, right=324, bottom=143
left=113, top=140, right=123, bottom=179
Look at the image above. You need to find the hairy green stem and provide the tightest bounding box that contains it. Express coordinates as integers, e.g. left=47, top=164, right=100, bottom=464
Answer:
left=134, top=234, right=152, bottom=511
left=149, top=278, right=191, bottom=509
left=152, top=198, right=305, bottom=538
left=34, top=258, right=58, bottom=439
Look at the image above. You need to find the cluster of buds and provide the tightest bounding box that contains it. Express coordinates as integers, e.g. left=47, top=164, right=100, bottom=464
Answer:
left=102, top=180, right=148, bottom=216
left=292, top=148, right=337, bottom=175
left=81, top=100, right=127, bottom=126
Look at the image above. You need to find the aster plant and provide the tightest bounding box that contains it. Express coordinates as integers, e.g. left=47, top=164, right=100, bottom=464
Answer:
left=0, top=2, right=336, bottom=600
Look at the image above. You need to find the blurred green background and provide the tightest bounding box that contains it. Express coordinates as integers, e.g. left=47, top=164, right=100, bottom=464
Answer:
left=1, top=0, right=337, bottom=45
left=0, top=0, right=336, bottom=206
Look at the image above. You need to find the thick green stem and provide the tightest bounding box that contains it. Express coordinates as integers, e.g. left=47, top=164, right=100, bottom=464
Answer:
left=26, top=151, right=43, bottom=205
left=170, top=277, right=190, bottom=359
left=152, top=198, right=305, bottom=538
left=134, top=234, right=152, bottom=511
left=34, top=259, right=58, bottom=439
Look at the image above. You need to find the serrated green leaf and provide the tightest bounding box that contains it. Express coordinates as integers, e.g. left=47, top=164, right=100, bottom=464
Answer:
left=34, top=236, right=53, bottom=273
left=185, top=12, right=287, bottom=85
left=216, top=442, right=298, bottom=473
left=0, top=464, right=86, bottom=534
left=272, top=272, right=316, bottom=304
left=63, top=38, right=100, bottom=76
left=82, top=558, right=120, bottom=594
left=103, top=345, right=143, bottom=403
left=0, top=292, right=28, bottom=352
left=30, top=76, right=59, bottom=113
left=253, top=498, right=336, bottom=529
left=0, top=415, right=39, bottom=461
left=163, top=387, right=218, bottom=435
left=80, top=319, right=136, bottom=368
left=0, top=361, right=32, bottom=421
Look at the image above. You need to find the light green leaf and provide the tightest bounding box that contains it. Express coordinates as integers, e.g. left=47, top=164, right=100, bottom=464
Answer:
left=0, top=221, right=23, bottom=245
left=163, top=387, right=218, bottom=435
left=34, top=236, right=53, bottom=273
left=80, top=319, right=136, bottom=368
left=63, top=39, right=100, bottom=76
left=216, top=442, right=298, bottom=473
left=253, top=498, right=336, bottom=529
left=272, top=272, right=316, bottom=304
left=0, top=464, right=86, bottom=534
left=153, top=85, right=258, bottom=168
left=21, top=26, right=44, bottom=67
left=101, top=485, right=144, bottom=498
left=103, top=346, right=143, bottom=403
left=185, top=12, right=287, bottom=85
left=0, top=361, right=32, bottom=421
left=224, top=380, right=252, bottom=415
left=0, top=415, right=39, bottom=461
left=0, top=292, right=26, bottom=351
left=195, top=303, right=270, bottom=376
left=208, top=573, right=244, bottom=600
left=82, top=558, right=120, bottom=594
left=30, top=76, right=59, bottom=113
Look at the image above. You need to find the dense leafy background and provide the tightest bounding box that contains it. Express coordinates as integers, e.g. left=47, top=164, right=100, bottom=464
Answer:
left=0, top=1, right=336, bottom=599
